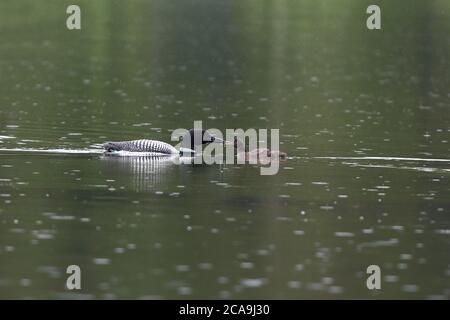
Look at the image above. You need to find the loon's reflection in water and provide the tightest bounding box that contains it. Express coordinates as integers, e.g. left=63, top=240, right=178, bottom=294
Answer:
left=99, top=154, right=222, bottom=192
left=100, top=154, right=182, bottom=192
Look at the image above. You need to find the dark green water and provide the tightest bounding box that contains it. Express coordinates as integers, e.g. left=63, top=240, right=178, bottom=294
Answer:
left=0, top=0, right=449, bottom=299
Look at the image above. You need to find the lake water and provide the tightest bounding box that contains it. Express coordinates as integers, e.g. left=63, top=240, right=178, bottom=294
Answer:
left=0, top=0, right=449, bottom=299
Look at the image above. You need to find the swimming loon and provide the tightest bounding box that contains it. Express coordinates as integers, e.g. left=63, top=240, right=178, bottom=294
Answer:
left=233, top=137, right=287, bottom=160
left=102, top=129, right=225, bottom=155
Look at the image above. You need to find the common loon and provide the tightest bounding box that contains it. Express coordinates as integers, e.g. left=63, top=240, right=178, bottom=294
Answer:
left=102, top=129, right=225, bottom=155
left=233, top=137, right=287, bottom=160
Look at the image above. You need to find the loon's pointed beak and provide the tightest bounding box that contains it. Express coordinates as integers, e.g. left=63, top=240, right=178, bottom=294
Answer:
left=224, top=140, right=234, bottom=146
left=213, top=137, right=234, bottom=145
left=212, top=136, right=226, bottom=144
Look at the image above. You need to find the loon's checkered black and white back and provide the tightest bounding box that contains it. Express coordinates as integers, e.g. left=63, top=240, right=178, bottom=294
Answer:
left=102, top=139, right=178, bottom=154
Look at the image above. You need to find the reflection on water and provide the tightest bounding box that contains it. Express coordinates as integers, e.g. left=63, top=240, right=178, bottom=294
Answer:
left=0, top=147, right=103, bottom=154
left=100, top=155, right=178, bottom=192
left=316, top=157, right=450, bottom=162
left=314, top=157, right=450, bottom=174
left=343, top=163, right=450, bottom=174
left=0, top=0, right=449, bottom=299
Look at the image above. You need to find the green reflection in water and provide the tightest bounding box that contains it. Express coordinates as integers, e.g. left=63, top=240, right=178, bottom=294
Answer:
left=0, top=0, right=449, bottom=299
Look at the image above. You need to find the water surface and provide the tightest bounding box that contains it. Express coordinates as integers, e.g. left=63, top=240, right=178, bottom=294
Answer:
left=0, top=0, right=449, bottom=299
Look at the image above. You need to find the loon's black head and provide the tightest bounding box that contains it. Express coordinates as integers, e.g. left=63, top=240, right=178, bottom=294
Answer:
left=180, top=128, right=226, bottom=152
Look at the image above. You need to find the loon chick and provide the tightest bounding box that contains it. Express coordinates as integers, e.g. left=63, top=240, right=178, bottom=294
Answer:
left=102, top=129, right=225, bottom=155
left=233, top=137, right=287, bottom=160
